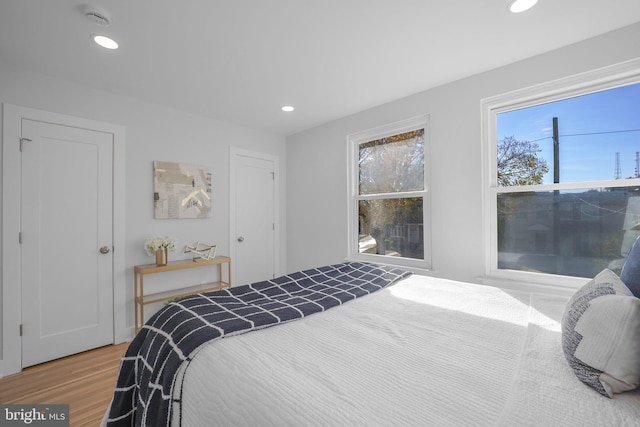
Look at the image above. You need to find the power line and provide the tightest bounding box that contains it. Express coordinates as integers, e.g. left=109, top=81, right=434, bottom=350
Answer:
left=507, top=127, right=640, bottom=143
left=561, top=128, right=640, bottom=138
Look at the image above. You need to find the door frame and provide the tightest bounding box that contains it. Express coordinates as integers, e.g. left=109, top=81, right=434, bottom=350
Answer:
left=1, top=104, right=127, bottom=376
left=229, top=147, right=280, bottom=284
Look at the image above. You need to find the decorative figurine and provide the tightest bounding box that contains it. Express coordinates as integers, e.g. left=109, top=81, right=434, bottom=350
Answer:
left=184, top=242, right=217, bottom=261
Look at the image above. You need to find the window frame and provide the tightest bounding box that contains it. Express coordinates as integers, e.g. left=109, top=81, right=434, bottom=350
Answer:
left=347, top=115, right=431, bottom=270
left=481, top=58, right=640, bottom=289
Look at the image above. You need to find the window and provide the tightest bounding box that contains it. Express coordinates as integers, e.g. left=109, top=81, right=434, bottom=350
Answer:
left=483, top=60, right=640, bottom=285
left=348, top=115, right=430, bottom=269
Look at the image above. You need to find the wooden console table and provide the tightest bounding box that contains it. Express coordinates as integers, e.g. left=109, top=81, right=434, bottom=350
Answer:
left=134, top=256, right=231, bottom=334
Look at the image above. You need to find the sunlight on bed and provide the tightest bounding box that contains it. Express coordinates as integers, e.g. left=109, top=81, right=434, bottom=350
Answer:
left=388, top=276, right=561, bottom=332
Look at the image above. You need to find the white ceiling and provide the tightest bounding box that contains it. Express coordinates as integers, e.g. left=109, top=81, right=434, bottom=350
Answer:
left=1, top=1, right=639, bottom=136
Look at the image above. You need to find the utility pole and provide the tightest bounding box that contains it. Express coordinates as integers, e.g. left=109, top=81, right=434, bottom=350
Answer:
left=553, top=117, right=559, bottom=184
left=552, top=117, right=560, bottom=272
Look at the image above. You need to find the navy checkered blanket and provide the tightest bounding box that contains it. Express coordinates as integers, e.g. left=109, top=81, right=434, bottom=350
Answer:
left=105, top=262, right=411, bottom=426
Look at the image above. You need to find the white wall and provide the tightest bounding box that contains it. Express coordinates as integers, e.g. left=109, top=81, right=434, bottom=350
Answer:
left=0, top=63, right=287, bottom=369
left=286, top=23, right=640, bottom=283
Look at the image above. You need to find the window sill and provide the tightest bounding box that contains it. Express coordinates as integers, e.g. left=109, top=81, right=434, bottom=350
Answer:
left=479, top=271, right=586, bottom=298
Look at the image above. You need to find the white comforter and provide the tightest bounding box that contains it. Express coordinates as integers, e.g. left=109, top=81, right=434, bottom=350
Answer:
left=173, top=275, right=640, bottom=426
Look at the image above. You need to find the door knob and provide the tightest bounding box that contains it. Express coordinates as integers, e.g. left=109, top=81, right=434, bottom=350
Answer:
left=237, top=236, right=245, bottom=242
left=100, top=246, right=111, bottom=254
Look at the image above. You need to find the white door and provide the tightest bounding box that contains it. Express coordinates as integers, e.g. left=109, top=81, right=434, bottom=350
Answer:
left=231, top=151, right=276, bottom=286
left=20, top=119, right=114, bottom=367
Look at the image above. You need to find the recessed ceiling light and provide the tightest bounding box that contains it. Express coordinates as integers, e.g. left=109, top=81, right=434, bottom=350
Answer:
left=92, top=35, right=119, bottom=50
left=281, top=105, right=295, bottom=112
left=509, top=0, right=538, bottom=13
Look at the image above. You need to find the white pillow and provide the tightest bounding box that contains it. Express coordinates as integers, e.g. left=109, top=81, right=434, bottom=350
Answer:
left=561, top=268, right=640, bottom=397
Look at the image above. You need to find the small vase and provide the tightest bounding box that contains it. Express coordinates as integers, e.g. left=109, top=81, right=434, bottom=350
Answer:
left=156, top=248, right=168, bottom=266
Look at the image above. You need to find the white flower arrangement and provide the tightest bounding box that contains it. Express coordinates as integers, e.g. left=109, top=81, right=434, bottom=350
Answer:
left=144, top=236, right=176, bottom=256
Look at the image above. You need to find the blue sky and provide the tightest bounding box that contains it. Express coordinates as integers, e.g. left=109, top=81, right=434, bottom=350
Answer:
left=497, top=82, right=640, bottom=184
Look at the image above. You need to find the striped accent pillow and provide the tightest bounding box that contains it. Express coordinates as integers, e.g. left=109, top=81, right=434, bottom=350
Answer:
left=561, top=268, right=640, bottom=397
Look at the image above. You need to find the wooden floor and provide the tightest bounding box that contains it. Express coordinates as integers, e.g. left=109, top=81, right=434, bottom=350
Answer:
left=0, top=343, right=129, bottom=426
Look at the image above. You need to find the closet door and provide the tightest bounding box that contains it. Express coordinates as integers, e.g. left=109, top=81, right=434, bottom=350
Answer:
left=21, top=118, right=114, bottom=367
left=231, top=149, right=277, bottom=286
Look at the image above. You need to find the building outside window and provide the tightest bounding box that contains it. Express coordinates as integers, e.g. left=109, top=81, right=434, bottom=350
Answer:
left=483, top=60, right=640, bottom=286
left=348, top=115, right=430, bottom=270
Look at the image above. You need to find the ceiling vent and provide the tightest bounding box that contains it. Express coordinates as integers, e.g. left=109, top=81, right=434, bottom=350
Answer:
left=84, top=6, right=111, bottom=26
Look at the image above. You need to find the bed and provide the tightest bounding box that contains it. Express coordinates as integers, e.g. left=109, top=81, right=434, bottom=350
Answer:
left=103, top=261, right=640, bottom=426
